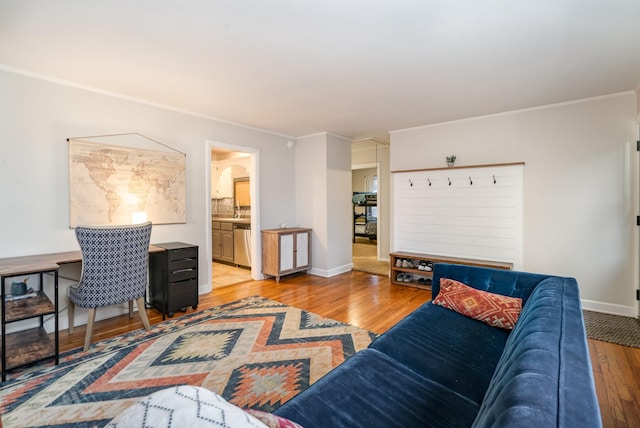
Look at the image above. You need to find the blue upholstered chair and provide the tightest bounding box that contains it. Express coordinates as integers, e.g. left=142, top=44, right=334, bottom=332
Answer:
left=68, top=222, right=152, bottom=351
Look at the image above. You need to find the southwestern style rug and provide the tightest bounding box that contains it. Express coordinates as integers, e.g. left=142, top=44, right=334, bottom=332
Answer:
left=0, top=296, right=376, bottom=427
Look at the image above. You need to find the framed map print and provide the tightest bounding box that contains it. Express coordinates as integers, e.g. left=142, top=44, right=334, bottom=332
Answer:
left=68, top=135, right=186, bottom=227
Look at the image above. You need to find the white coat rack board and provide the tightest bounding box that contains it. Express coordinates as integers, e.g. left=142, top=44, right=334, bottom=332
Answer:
left=392, top=162, right=524, bottom=269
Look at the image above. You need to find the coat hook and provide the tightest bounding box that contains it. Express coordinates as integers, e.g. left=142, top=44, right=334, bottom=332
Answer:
left=448, top=177, right=451, bottom=186
left=469, top=176, right=473, bottom=185
left=493, top=175, right=497, bottom=184
left=428, top=178, right=431, bottom=186
left=409, top=178, right=413, bottom=187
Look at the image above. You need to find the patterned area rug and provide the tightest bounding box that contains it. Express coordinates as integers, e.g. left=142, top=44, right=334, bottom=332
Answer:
left=0, top=296, right=376, bottom=427
left=583, top=310, right=640, bottom=348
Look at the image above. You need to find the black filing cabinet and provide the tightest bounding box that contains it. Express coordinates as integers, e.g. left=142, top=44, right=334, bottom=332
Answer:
left=149, top=242, right=199, bottom=319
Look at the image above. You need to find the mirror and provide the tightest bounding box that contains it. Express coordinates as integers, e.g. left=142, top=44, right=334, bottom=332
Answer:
left=234, top=178, right=250, bottom=207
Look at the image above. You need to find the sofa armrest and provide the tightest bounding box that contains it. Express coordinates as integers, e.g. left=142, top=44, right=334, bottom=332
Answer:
left=471, top=278, right=602, bottom=428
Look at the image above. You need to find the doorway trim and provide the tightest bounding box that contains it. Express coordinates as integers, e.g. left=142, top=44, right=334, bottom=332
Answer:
left=205, top=140, right=261, bottom=285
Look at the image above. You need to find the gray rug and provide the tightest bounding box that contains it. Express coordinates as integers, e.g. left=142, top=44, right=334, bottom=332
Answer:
left=583, top=310, right=640, bottom=348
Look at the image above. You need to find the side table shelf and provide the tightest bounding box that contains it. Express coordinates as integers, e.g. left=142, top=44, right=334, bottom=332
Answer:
left=1, top=270, right=59, bottom=381
left=390, top=252, right=513, bottom=290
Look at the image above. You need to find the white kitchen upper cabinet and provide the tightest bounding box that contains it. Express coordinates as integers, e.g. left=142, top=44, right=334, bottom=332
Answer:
left=217, top=166, right=233, bottom=198
left=211, top=157, right=251, bottom=199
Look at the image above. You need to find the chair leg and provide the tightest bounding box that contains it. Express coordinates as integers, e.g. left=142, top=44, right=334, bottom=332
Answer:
left=136, top=296, right=151, bottom=331
left=129, top=301, right=134, bottom=319
left=68, top=301, right=75, bottom=334
left=84, top=308, right=96, bottom=352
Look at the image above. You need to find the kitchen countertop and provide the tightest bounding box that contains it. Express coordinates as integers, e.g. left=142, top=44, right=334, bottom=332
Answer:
left=212, top=217, right=251, bottom=224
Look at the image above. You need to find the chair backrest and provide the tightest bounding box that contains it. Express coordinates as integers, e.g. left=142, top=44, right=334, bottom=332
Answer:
left=74, top=222, right=152, bottom=308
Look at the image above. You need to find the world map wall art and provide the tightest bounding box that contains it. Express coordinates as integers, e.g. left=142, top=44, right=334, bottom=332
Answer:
left=68, top=136, right=186, bottom=227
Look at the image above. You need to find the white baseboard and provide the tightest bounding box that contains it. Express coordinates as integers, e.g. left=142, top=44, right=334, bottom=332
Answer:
left=309, top=263, right=353, bottom=278
left=581, top=299, right=638, bottom=318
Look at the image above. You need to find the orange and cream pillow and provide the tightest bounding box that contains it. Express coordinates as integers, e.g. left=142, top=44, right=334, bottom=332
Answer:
left=433, top=278, right=522, bottom=330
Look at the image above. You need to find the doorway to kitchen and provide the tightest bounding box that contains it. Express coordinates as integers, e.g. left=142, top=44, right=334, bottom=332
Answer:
left=206, top=140, right=259, bottom=289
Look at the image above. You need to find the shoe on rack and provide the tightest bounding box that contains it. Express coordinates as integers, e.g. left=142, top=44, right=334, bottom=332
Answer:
left=396, top=273, right=405, bottom=282
left=403, top=274, right=412, bottom=283
left=395, top=258, right=403, bottom=268
left=402, top=259, right=414, bottom=269
left=425, top=262, right=434, bottom=272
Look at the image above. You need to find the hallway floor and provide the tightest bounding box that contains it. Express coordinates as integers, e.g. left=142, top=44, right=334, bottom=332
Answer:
left=212, top=262, right=253, bottom=288
left=352, top=239, right=389, bottom=277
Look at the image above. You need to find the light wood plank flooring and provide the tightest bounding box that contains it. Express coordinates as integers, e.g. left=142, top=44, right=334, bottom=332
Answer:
left=58, top=271, right=639, bottom=428
left=211, top=262, right=252, bottom=288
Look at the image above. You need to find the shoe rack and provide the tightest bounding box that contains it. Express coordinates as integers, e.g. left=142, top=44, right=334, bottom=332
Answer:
left=390, top=251, right=513, bottom=290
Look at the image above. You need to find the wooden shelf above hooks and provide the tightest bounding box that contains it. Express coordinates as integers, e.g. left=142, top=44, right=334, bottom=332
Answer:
left=391, top=161, right=524, bottom=174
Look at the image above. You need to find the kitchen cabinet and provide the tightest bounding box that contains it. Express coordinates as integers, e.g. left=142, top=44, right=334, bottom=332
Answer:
left=149, top=242, right=199, bottom=319
left=212, top=165, right=233, bottom=199
left=211, top=157, right=251, bottom=200
left=217, top=166, right=233, bottom=198
left=212, top=221, right=234, bottom=263
left=261, top=228, right=311, bottom=282
left=234, top=178, right=250, bottom=207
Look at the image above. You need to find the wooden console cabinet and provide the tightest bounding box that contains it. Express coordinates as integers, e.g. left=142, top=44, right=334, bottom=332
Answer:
left=149, top=242, right=199, bottom=319
left=390, top=251, right=512, bottom=290
left=262, top=228, right=311, bottom=282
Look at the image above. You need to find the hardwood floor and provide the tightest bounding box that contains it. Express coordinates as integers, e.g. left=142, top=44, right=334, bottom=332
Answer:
left=59, top=271, right=639, bottom=428
left=589, top=339, right=640, bottom=428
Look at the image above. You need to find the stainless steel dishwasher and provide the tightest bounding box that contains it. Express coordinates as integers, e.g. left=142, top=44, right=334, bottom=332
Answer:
left=233, top=223, right=251, bottom=268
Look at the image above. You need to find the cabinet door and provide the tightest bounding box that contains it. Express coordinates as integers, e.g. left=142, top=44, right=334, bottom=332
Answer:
left=279, top=233, right=294, bottom=272
left=217, top=166, right=233, bottom=198
left=295, top=231, right=309, bottom=269
left=222, top=230, right=234, bottom=262
left=212, top=230, right=222, bottom=260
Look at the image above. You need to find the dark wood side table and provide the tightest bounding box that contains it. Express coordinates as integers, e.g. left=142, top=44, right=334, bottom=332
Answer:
left=149, top=242, right=199, bottom=320
left=0, top=266, right=59, bottom=382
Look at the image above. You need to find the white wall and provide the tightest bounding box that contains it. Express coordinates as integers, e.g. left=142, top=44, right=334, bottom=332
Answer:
left=295, top=132, right=352, bottom=276
left=326, top=133, right=353, bottom=275
left=352, top=168, right=376, bottom=192
left=295, top=134, right=327, bottom=270
left=390, top=93, right=639, bottom=316
left=0, top=69, right=296, bottom=328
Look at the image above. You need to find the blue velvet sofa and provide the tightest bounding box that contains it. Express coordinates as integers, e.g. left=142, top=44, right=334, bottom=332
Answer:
left=273, top=263, right=602, bottom=427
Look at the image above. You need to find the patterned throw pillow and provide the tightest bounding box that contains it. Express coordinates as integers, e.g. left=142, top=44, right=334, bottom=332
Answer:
left=433, top=278, right=522, bottom=330
left=106, top=385, right=269, bottom=428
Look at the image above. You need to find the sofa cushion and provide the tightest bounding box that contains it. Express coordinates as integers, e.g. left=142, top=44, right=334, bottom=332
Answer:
left=471, top=278, right=602, bottom=428
left=274, top=348, right=480, bottom=428
left=369, top=302, right=509, bottom=405
left=433, top=278, right=522, bottom=330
